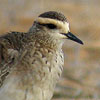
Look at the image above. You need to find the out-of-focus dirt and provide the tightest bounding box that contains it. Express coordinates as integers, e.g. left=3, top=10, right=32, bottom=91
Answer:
left=0, top=0, right=100, bottom=99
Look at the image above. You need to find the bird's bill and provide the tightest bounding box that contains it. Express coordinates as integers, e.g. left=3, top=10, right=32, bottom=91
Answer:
left=64, top=32, right=83, bottom=45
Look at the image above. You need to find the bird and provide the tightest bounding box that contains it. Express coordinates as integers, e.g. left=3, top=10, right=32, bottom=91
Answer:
left=0, top=11, right=83, bottom=100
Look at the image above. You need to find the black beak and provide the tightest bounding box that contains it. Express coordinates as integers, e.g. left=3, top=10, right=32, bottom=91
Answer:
left=64, top=32, right=83, bottom=45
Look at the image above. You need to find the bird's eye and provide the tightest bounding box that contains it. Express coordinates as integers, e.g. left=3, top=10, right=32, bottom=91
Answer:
left=45, top=24, right=57, bottom=29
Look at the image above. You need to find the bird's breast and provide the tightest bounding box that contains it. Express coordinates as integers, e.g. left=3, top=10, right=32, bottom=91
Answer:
left=20, top=44, right=64, bottom=86
left=19, top=44, right=64, bottom=100
left=0, top=43, right=64, bottom=100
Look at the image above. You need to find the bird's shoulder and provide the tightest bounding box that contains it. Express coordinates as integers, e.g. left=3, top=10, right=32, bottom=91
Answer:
left=0, top=31, right=27, bottom=87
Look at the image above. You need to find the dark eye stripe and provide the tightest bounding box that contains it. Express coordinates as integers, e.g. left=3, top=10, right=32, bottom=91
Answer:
left=45, top=24, right=57, bottom=29
left=39, top=23, right=57, bottom=29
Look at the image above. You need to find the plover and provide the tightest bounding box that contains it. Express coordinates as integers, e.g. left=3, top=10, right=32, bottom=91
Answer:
left=0, top=11, right=83, bottom=100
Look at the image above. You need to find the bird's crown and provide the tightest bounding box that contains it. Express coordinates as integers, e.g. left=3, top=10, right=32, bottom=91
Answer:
left=39, top=11, right=67, bottom=22
left=35, top=11, right=69, bottom=35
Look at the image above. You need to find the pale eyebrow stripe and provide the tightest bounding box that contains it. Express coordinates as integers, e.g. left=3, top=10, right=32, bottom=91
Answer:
left=36, top=17, right=70, bottom=33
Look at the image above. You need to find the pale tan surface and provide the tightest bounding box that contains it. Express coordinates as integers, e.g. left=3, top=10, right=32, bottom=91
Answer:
left=0, top=0, right=100, bottom=99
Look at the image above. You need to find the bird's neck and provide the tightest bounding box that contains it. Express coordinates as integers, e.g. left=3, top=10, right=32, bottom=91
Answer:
left=28, top=24, right=63, bottom=50
left=37, top=35, right=62, bottom=51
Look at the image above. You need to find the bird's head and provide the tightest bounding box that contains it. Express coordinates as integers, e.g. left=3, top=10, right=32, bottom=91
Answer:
left=30, top=11, right=83, bottom=45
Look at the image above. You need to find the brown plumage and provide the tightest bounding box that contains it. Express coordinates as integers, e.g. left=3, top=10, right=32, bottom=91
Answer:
left=0, top=11, right=83, bottom=100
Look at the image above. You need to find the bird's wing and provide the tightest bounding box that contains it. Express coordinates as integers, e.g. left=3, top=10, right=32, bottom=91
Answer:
left=0, top=32, right=27, bottom=87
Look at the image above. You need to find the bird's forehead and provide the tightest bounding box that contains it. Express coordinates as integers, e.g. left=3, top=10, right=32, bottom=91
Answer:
left=36, top=17, right=70, bottom=33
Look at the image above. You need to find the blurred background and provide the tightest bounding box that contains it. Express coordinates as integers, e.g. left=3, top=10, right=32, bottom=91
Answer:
left=0, top=0, right=100, bottom=99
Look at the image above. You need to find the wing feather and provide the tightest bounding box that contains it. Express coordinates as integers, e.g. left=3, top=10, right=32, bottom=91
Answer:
left=0, top=32, right=27, bottom=87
